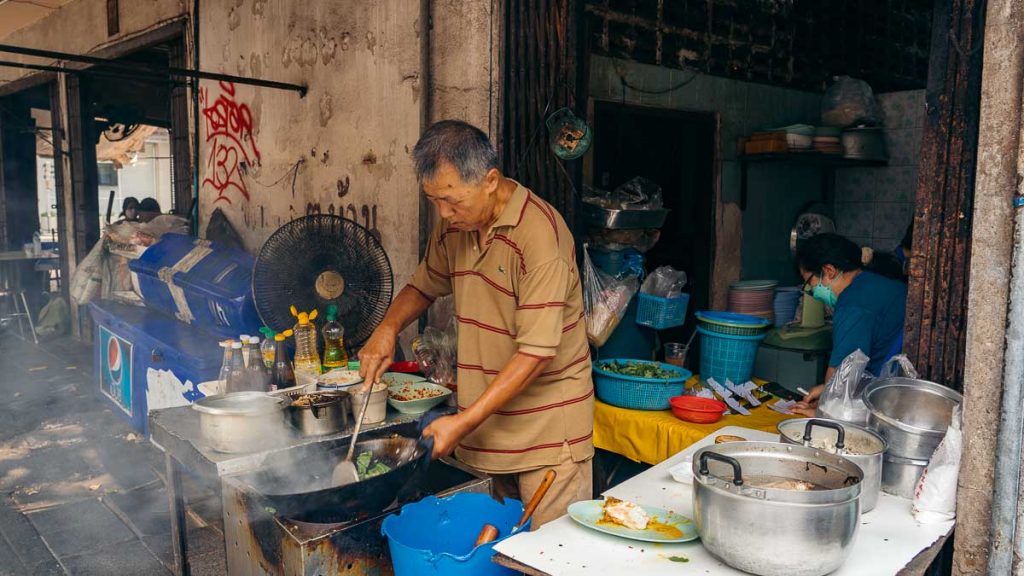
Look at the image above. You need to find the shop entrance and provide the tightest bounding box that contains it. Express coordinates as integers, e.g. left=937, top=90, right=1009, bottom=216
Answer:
left=590, top=101, right=716, bottom=348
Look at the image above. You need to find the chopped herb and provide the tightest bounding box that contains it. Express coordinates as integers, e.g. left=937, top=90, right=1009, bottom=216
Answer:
left=667, top=556, right=689, bottom=563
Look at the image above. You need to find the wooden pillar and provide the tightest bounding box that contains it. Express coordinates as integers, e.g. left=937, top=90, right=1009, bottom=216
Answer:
left=903, top=0, right=985, bottom=391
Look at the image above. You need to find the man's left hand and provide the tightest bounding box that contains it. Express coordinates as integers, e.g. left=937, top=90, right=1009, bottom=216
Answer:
left=422, top=414, right=472, bottom=460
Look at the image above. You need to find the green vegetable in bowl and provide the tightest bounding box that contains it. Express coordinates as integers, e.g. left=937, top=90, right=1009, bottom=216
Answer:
left=599, top=360, right=678, bottom=380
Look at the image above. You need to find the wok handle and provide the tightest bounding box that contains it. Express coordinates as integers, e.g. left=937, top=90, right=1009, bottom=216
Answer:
left=699, top=452, right=744, bottom=486
left=516, top=469, right=557, bottom=529
left=803, top=418, right=845, bottom=451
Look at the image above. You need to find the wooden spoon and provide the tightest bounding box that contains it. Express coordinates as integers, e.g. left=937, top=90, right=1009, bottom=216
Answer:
left=474, top=469, right=557, bottom=545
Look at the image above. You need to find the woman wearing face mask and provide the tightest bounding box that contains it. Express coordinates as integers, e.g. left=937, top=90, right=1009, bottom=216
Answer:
left=791, top=233, right=907, bottom=417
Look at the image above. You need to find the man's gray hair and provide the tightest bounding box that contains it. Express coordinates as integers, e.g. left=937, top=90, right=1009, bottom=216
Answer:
left=412, top=120, right=498, bottom=184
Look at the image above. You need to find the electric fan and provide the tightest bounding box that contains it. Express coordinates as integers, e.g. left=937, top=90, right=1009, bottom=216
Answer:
left=252, top=215, right=394, bottom=351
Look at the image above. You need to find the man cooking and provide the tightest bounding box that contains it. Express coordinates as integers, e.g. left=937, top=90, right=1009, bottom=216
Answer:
left=358, top=120, right=594, bottom=527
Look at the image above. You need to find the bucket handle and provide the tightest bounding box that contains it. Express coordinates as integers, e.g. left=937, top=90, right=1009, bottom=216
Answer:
left=699, top=452, right=744, bottom=486
left=802, top=419, right=845, bottom=452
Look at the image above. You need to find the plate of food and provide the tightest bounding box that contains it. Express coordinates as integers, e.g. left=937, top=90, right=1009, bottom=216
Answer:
left=387, top=381, right=452, bottom=414
left=567, top=497, right=699, bottom=543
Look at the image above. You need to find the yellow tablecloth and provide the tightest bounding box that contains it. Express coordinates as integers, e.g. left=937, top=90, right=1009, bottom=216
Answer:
left=593, top=396, right=795, bottom=465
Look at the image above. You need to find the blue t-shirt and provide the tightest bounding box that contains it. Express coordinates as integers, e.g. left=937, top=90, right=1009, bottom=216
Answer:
left=829, top=271, right=907, bottom=375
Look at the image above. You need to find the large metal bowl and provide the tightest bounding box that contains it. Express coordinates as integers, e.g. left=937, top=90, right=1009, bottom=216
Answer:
left=192, top=392, right=289, bottom=453
left=863, top=377, right=962, bottom=461
left=692, top=441, right=862, bottom=576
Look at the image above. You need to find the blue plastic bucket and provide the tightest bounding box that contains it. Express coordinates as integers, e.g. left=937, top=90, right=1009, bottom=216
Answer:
left=381, top=493, right=530, bottom=576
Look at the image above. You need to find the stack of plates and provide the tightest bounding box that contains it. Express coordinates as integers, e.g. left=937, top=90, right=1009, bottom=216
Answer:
left=728, top=280, right=778, bottom=322
left=773, top=287, right=803, bottom=327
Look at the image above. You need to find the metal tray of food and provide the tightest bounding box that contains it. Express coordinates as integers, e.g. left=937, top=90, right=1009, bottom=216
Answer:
left=582, top=202, right=670, bottom=230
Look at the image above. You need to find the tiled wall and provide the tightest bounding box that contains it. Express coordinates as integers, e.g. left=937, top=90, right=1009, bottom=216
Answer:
left=588, top=55, right=823, bottom=285
left=833, top=91, right=925, bottom=252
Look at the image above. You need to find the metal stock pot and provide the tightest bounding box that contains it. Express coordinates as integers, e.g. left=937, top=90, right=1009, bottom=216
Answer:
left=692, top=441, right=862, bottom=576
left=778, top=418, right=886, bottom=512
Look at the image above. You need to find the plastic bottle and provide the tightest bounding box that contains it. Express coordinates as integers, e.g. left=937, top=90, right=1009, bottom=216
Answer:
left=218, top=339, right=235, bottom=385
left=290, top=306, right=322, bottom=382
left=225, top=341, right=250, bottom=393
left=259, top=327, right=277, bottom=369
left=271, top=330, right=295, bottom=391
left=238, top=334, right=252, bottom=367
left=321, top=304, right=348, bottom=369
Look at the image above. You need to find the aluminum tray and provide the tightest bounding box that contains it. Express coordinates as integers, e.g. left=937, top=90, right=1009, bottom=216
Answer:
left=582, top=202, right=670, bottom=229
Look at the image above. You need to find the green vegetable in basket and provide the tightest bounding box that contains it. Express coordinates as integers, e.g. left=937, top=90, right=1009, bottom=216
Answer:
left=599, top=360, right=678, bottom=380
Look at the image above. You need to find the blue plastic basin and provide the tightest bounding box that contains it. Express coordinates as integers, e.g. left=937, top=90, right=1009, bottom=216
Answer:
left=381, top=493, right=529, bottom=576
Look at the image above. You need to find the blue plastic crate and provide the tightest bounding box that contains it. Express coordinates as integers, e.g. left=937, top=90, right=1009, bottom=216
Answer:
left=698, top=327, right=766, bottom=385
left=592, top=359, right=692, bottom=410
left=636, top=293, right=690, bottom=330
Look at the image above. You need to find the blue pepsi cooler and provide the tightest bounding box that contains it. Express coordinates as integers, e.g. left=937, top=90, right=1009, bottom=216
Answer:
left=89, top=299, right=217, bottom=434
left=129, top=233, right=262, bottom=336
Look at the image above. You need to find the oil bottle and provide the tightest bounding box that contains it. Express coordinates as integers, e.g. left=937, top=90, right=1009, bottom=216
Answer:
left=270, top=330, right=295, bottom=391
left=290, top=306, right=322, bottom=382
left=321, top=304, right=348, bottom=369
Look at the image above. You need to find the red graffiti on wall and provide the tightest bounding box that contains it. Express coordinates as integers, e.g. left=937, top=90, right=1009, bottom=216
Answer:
left=200, top=82, right=262, bottom=204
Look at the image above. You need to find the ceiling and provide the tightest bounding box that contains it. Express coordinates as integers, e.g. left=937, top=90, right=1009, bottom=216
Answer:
left=0, top=0, right=75, bottom=40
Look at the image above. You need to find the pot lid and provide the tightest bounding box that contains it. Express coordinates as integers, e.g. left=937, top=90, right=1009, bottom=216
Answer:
left=777, top=418, right=886, bottom=456
left=193, top=391, right=286, bottom=416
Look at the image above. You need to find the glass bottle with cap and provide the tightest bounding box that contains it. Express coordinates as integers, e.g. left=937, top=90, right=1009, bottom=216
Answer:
left=225, top=341, right=250, bottom=393
left=271, top=330, right=295, bottom=391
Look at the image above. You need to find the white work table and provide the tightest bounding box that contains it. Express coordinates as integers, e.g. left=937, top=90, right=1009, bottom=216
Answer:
left=494, top=426, right=954, bottom=576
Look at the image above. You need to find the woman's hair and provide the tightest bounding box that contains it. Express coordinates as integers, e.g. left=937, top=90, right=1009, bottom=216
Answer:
left=796, top=233, right=864, bottom=275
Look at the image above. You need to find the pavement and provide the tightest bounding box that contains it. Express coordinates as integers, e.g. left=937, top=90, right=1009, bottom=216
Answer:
left=0, top=330, right=227, bottom=575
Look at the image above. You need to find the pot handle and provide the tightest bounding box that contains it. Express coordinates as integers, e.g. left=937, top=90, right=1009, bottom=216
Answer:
left=698, top=452, right=744, bottom=486
left=802, top=419, right=845, bottom=451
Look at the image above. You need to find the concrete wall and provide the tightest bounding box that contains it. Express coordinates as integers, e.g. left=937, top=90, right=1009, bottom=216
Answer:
left=834, top=90, right=925, bottom=251
left=194, top=0, right=425, bottom=286
left=588, top=54, right=822, bottom=304
left=0, top=0, right=187, bottom=86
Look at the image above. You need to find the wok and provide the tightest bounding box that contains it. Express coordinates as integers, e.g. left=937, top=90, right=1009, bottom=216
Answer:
left=237, top=435, right=430, bottom=523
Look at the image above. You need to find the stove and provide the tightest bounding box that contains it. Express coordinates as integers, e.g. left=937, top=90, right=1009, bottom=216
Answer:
left=222, top=457, right=491, bottom=575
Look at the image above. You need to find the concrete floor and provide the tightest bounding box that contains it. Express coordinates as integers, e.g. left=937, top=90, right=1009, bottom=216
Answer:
left=0, top=330, right=227, bottom=575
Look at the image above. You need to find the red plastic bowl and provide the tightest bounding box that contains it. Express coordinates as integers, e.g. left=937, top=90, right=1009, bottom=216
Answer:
left=669, top=396, right=727, bottom=424
left=389, top=361, right=421, bottom=374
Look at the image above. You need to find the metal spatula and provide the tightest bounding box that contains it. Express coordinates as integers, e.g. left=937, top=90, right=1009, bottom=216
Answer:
left=331, top=384, right=374, bottom=486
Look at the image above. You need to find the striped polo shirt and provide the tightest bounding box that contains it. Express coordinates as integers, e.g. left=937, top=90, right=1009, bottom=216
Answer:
left=408, top=182, right=594, bottom=473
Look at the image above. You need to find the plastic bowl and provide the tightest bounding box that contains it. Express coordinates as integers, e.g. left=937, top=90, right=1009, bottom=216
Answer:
left=389, top=361, right=422, bottom=374
left=669, top=396, right=727, bottom=424
left=388, top=382, right=452, bottom=414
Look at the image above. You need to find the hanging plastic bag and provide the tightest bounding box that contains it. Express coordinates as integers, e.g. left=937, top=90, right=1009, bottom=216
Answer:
left=816, top=349, right=874, bottom=425
left=878, top=354, right=920, bottom=380
left=913, top=405, right=963, bottom=523
left=583, top=245, right=639, bottom=347
left=821, top=76, right=883, bottom=128
left=640, top=266, right=687, bottom=298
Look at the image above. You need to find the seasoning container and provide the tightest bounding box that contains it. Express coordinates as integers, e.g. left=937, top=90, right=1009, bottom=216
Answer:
left=350, top=382, right=388, bottom=424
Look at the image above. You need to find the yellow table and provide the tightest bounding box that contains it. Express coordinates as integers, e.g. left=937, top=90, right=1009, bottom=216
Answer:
left=593, top=388, right=795, bottom=465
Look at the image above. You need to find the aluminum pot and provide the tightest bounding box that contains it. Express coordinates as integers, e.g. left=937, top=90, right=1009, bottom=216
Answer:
left=192, top=392, right=288, bottom=453
left=881, top=454, right=930, bottom=499
left=863, top=377, right=962, bottom=461
left=287, top=391, right=351, bottom=437
left=778, top=418, right=887, bottom=513
left=692, top=441, right=862, bottom=576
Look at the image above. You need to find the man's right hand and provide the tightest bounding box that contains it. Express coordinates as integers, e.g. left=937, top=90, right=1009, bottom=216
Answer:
left=358, top=327, right=397, bottom=391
